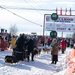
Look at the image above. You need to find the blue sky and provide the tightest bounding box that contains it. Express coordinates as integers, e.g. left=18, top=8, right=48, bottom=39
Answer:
left=0, top=0, right=75, bottom=37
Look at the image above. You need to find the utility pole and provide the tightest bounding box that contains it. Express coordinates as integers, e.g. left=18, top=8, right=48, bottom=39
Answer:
left=43, top=14, right=45, bottom=37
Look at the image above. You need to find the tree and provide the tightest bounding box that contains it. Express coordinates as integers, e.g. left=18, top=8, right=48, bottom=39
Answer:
left=9, top=24, right=18, bottom=36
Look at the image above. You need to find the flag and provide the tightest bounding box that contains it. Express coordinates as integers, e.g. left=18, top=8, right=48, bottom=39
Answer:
left=60, top=8, right=62, bottom=15
left=70, top=8, right=72, bottom=16
left=65, top=8, right=67, bottom=15
left=56, top=8, right=58, bottom=14
left=1, top=28, right=4, bottom=33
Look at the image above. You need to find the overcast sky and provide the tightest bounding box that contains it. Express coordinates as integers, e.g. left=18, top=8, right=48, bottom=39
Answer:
left=0, top=0, right=75, bottom=36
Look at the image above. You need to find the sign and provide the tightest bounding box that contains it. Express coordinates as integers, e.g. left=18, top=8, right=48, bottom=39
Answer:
left=45, top=14, right=75, bottom=23
left=45, top=23, right=55, bottom=31
left=51, top=13, right=58, bottom=21
left=50, top=31, right=57, bottom=38
left=56, top=23, right=75, bottom=32
left=44, top=14, right=75, bottom=32
left=31, top=32, right=37, bottom=35
left=45, top=23, right=75, bottom=32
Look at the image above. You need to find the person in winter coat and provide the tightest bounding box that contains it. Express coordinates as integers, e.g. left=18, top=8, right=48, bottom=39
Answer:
left=61, top=39, right=67, bottom=54
left=41, top=37, right=44, bottom=46
left=48, top=37, right=51, bottom=46
left=14, top=34, right=26, bottom=61
left=10, top=36, right=16, bottom=49
left=51, top=38, right=59, bottom=64
left=25, top=37, right=34, bottom=62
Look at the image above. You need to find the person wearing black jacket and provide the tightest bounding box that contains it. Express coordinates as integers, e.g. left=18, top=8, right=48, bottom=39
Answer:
left=25, top=37, right=34, bottom=62
left=16, top=34, right=25, bottom=49
left=14, top=34, right=26, bottom=61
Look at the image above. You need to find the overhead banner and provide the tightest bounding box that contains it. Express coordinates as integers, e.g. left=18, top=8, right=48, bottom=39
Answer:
left=44, top=14, right=75, bottom=32
left=45, top=14, right=75, bottom=23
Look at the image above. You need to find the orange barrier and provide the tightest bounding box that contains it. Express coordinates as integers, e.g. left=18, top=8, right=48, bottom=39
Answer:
left=66, top=49, right=75, bottom=75
left=66, top=60, right=75, bottom=75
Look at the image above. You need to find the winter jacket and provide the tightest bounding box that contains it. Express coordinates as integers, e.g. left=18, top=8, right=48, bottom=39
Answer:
left=25, top=39, right=34, bottom=52
left=51, top=42, right=59, bottom=55
left=61, top=40, right=66, bottom=49
left=11, top=38, right=16, bottom=49
left=16, top=35, right=25, bottom=50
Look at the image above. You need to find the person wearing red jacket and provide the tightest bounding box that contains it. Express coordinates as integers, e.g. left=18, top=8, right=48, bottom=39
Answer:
left=61, top=39, right=67, bottom=54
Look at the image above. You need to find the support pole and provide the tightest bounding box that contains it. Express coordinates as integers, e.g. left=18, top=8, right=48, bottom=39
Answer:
left=43, top=14, right=45, bottom=37
left=62, top=32, right=63, bottom=38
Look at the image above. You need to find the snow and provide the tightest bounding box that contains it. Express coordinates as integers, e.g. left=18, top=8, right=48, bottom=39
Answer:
left=0, top=48, right=72, bottom=75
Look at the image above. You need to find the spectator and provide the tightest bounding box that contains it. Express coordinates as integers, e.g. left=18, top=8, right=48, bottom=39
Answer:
left=25, top=37, right=34, bottom=62
left=51, top=38, right=59, bottom=64
left=61, top=39, right=67, bottom=54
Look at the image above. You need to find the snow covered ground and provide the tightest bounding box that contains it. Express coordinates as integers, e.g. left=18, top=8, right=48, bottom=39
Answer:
left=0, top=47, right=72, bottom=75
